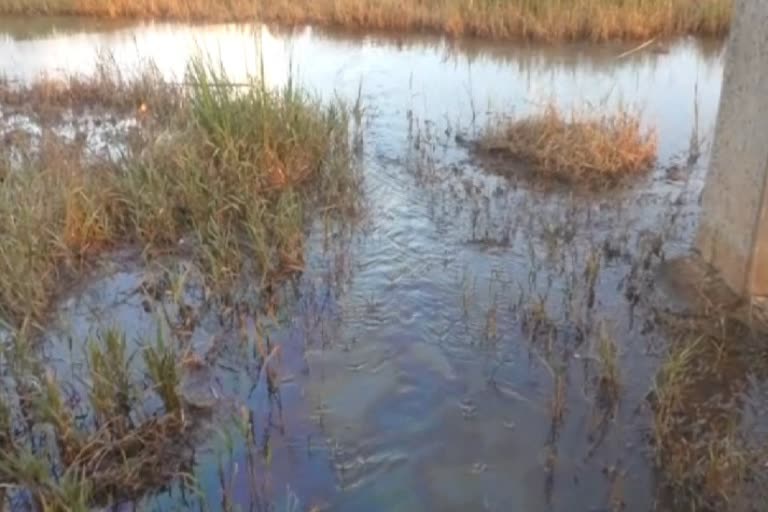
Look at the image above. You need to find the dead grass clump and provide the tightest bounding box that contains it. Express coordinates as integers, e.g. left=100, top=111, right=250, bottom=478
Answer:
left=478, top=103, right=658, bottom=185
left=0, top=0, right=732, bottom=41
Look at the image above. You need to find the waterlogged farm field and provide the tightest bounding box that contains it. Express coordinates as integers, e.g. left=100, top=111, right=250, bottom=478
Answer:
left=1, top=19, right=766, bottom=512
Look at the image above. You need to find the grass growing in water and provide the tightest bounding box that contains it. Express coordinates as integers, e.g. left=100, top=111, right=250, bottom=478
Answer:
left=0, top=57, right=359, bottom=327
left=478, top=103, right=657, bottom=186
left=596, top=321, right=620, bottom=408
left=0, top=326, right=195, bottom=509
left=650, top=319, right=768, bottom=511
left=0, top=0, right=732, bottom=42
left=144, top=326, right=181, bottom=415
left=88, top=328, right=135, bottom=433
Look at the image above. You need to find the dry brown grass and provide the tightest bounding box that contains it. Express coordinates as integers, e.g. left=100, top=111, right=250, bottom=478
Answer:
left=0, top=0, right=732, bottom=41
left=478, top=103, right=658, bottom=185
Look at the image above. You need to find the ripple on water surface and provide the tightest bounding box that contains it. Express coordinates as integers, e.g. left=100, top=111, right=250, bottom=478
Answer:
left=0, top=16, right=739, bottom=512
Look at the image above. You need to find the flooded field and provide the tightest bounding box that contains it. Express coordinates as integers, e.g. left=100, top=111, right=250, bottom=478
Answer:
left=2, top=17, right=766, bottom=512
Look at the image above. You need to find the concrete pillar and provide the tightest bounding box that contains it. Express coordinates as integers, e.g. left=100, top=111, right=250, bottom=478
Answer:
left=696, top=0, right=768, bottom=296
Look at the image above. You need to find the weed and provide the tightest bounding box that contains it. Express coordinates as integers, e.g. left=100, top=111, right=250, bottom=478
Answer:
left=0, top=395, right=11, bottom=508
left=87, top=328, right=135, bottom=433
left=584, top=248, right=602, bottom=310
left=0, top=448, right=92, bottom=512
left=521, top=295, right=557, bottom=346
left=0, top=395, right=10, bottom=449
left=604, top=465, right=626, bottom=512
left=36, top=370, right=84, bottom=467
left=651, top=331, right=759, bottom=510
left=143, top=326, right=181, bottom=415
left=484, top=299, right=498, bottom=342
left=550, top=368, right=567, bottom=429
left=0, top=320, right=199, bottom=509
left=595, top=321, right=620, bottom=410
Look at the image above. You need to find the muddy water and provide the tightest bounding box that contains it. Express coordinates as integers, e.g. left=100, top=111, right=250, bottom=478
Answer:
left=0, top=18, right=729, bottom=512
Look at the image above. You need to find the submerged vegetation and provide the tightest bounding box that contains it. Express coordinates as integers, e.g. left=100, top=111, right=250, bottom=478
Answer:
left=477, top=103, right=658, bottom=185
left=0, top=0, right=731, bottom=41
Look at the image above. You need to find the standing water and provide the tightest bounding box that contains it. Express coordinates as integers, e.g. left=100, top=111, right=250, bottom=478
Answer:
left=0, top=18, right=741, bottom=512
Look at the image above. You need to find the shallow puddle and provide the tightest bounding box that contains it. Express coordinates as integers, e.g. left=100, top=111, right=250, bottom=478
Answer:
left=1, top=17, right=757, bottom=512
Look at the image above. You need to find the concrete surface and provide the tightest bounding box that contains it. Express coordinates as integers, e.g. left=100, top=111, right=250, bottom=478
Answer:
left=696, top=0, right=768, bottom=296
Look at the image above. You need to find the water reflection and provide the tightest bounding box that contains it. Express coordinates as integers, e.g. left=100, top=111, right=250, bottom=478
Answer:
left=0, top=19, right=723, bottom=162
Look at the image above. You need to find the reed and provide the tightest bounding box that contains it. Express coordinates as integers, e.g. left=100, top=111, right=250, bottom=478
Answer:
left=0, top=56, right=358, bottom=327
left=0, top=0, right=731, bottom=41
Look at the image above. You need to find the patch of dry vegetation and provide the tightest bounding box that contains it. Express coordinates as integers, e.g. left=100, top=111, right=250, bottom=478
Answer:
left=477, top=103, right=658, bottom=185
left=0, top=0, right=732, bottom=41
